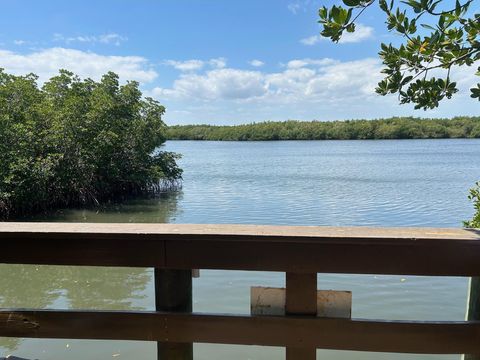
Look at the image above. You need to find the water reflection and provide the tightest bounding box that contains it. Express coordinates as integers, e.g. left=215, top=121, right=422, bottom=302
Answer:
left=0, top=265, right=153, bottom=351
left=19, top=191, right=183, bottom=223
left=1, top=191, right=181, bottom=352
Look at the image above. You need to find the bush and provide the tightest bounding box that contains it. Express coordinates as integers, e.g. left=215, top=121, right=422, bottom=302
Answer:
left=0, top=69, right=181, bottom=218
left=465, top=183, right=480, bottom=228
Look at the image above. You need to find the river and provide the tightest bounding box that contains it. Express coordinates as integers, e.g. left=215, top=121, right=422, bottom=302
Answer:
left=2, top=139, right=480, bottom=359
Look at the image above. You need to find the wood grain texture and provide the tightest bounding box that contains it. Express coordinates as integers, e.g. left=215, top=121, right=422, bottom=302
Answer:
left=0, top=309, right=479, bottom=354
left=0, top=223, right=479, bottom=275
left=285, top=273, right=317, bottom=360
left=155, top=269, right=193, bottom=360
left=0, top=223, right=478, bottom=242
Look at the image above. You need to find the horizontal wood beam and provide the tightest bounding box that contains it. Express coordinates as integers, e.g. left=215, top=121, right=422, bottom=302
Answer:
left=0, top=309, right=479, bottom=354
left=0, top=223, right=479, bottom=275
left=1, top=223, right=478, bottom=243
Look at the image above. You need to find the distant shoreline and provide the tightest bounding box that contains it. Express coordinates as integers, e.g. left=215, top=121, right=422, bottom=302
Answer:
left=167, top=117, right=480, bottom=141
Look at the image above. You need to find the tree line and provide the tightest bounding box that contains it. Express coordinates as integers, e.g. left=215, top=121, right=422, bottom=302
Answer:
left=0, top=69, right=182, bottom=219
left=167, top=117, right=480, bottom=141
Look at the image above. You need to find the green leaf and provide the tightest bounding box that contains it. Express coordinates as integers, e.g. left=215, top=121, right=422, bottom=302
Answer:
left=342, top=0, right=361, bottom=6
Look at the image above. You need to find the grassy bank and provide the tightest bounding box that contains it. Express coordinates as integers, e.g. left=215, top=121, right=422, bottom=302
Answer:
left=167, top=117, right=480, bottom=141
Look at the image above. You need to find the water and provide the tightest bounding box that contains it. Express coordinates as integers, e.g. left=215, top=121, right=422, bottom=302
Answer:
left=1, top=139, right=480, bottom=359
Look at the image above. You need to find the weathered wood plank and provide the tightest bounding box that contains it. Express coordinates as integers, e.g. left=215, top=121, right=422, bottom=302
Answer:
left=0, top=309, right=479, bottom=354
left=251, top=287, right=351, bottom=318
left=285, top=273, right=317, bottom=360
left=0, top=223, right=478, bottom=242
left=286, top=273, right=317, bottom=316
left=466, top=277, right=480, bottom=360
left=0, top=236, right=166, bottom=267
left=165, top=239, right=480, bottom=275
left=0, top=223, right=479, bottom=275
left=155, top=269, right=193, bottom=360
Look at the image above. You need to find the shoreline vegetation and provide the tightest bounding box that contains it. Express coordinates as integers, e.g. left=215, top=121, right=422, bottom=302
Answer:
left=167, top=117, right=480, bottom=141
left=0, top=69, right=182, bottom=219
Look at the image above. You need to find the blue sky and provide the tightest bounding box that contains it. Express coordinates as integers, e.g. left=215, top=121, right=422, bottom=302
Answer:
left=0, top=0, right=478, bottom=124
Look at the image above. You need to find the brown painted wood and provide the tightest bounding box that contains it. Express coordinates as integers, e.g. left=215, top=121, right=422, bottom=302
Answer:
left=466, top=277, right=480, bottom=360
left=1, top=223, right=478, bottom=242
left=0, top=309, right=479, bottom=354
left=0, top=223, right=479, bottom=275
left=286, top=273, right=317, bottom=315
left=165, top=239, right=480, bottom=275
left=155, top=269, right=193, bottom=360
left=285, top=273, right=317, bottom=360
left=286, top=347, right=316, bottom=359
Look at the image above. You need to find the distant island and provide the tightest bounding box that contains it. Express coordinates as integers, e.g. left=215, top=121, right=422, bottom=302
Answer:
left=167, top=117, right=480, bottom=141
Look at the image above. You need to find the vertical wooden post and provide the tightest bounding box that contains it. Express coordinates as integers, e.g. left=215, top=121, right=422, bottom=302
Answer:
left=155, top=269, right=193, bottom=360
left=285, top=272, right=317, bottom=360
left=465, top=277, right=480, bottom=360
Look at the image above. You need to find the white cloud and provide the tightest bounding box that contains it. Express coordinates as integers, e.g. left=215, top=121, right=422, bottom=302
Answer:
left=0, top=47, right=157, bottom=83
left=164, top=59, right=205, bottom=72
left=151, top=57, right=383, bottom=104
left=287, top=0, right=320, bottom=15
left=287, top=3, right=301, bottom=14
left=286, top=58, right=337, bottom=69
left=152, top=68, right=267, bottom=100
left=53, top=33, right=127, bottom=46
left=13, top=40, right=27, bottom=46
left=249, top=59, right=265, bottom=67
left=209, top=57, right=227, bottom=69
left=2, top=46, right=474, bottom=124
left=300, top=35, right=320, bottom=46
left=163, top=57, right=227, bottom=72
left=301, top=24, right=374, bottom=45
left=156, top=56, right=478, bottom=124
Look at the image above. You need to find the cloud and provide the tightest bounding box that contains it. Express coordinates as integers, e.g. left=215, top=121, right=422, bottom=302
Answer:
left=164, top=59, right=205, bottom=72
left=287, top=0, right=320, bottom=15
left=285, top=58, right=337, bottom=69
left=155, top=55, right=478, bottom=124
left=300, top=35, right=321, bottom=46
left=53, top=33, right=127, bottom=46
left=163, top=57, right=227, bottom=72
left=301, top=24, right=374, bottom=45
left=0, top=47, right=157, bottom=83
left=152, top=68, right=267, bottom=100
left=13, top=40, right=27, bottom=46
left=287, top=3, right=301, bottom=14
left=150, top=57, right=383, bottom=104
left=209, top=57, right=227, bottom=69
left=249, top=59, right=265, bottom=67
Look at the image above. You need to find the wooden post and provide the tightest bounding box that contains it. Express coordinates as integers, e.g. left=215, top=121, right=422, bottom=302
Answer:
left=465, top=277, right=480, bottom=360
left=155, top=269, right=193, bottom=360
left=285, top=272, right=317, bottom=360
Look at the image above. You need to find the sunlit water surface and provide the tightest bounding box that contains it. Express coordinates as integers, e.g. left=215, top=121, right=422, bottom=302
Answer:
left=2, top=139, right=480, bottom=360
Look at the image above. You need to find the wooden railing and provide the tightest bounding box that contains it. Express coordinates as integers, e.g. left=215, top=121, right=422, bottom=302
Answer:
left=0, top=223, right=479, bottom=359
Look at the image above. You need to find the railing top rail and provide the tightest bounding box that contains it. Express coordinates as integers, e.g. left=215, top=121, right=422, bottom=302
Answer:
left=0, top=222, right=479, bottom=243
left=0, top=223, right=479, bottom=275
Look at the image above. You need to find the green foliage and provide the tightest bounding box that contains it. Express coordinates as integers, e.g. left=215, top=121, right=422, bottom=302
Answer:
left=0, top=69, right=182, bottom=219
left=464, top=182, right=480, bottom=228
left=318, top=0, right=480, bottom=109
left=167, top=117, right=480, bottom=141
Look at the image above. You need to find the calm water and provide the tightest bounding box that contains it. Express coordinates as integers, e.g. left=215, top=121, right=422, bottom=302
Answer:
left=2, top=139, right=480, bottom=359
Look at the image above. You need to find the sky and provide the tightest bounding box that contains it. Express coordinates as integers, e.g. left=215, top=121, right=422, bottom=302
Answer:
left=0, top=0, right=478, bottom=125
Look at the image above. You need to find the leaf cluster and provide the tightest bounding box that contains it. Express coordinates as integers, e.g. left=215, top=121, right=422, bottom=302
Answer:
left=464, top=182, right=480, bottom=228
left=0, top=69, right=182, bottom=219
left=318, top=0, right=480, bottom=109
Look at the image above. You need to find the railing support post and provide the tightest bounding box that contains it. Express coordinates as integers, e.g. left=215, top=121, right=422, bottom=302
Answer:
left=465, top=277, right=480, bottom=360
left=155, top=269, right=193, bottom=360
left=285, top=272, right=317, bottom=360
